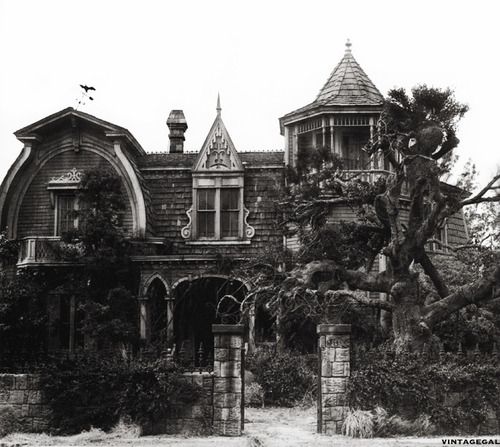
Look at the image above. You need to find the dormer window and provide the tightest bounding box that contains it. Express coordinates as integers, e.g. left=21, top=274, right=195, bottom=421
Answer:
left=181, top=97, right=254, bottom=244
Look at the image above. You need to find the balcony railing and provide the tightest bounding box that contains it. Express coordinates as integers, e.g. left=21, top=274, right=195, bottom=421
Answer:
left=17, top=236, right=83, bottom=267
left=340, top=158, right=410, bottom=196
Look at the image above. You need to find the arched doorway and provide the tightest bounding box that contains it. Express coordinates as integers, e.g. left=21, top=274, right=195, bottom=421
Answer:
left=173, top=276, right=246, bottom=364
left=144, top=277, right=170, bottom=347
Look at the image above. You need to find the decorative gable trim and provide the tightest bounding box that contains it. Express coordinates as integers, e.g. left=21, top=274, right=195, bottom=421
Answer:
left=193, top=100, right=243, bottom=172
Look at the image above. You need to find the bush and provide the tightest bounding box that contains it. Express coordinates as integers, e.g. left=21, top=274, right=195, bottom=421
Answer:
left=40, top=355, right=200, bottom=434
left=247, top=349, right=316, bottom=407
left=0, top=405, right=21, bottom=437
left=245, top=382, right=264, bottom=407
left=348, top=351, right=500, bottom=435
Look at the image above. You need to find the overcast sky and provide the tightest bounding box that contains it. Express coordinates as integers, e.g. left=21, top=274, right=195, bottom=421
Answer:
left=1, top=0, right=499, bottom=187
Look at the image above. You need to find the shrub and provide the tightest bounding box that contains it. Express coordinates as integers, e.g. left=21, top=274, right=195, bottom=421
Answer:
left=348, top=351, right=500, bottom=435
left=40, top=355, right=200, bottom=434
left=245, top=382, right=265, bottom=408
left=247, top=349, right=316, bottom=407
left=0, top=405, right=21, bottom=437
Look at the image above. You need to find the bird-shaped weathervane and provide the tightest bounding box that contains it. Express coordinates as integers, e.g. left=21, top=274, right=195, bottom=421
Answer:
left=75, top=84, right=96, bottom=110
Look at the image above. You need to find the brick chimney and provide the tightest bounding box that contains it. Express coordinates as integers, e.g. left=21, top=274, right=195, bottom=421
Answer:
left=166, top=110, right=188, bottom=153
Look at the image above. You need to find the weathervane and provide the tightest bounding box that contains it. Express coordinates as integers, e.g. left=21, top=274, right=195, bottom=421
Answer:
left=75, top=84, right=96, bottom=110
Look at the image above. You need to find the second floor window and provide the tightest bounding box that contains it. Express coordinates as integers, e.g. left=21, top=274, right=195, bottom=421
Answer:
left=56, top=195, right=78, bottom=235
left=196, top=188, right=240, bottom=239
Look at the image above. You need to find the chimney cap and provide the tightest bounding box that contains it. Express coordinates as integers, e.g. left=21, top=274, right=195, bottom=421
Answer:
left=167, top=110, right=187, bottom=127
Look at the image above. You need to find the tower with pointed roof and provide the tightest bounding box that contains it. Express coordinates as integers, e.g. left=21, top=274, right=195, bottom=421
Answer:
left=279, top=40, right=384, bottom=169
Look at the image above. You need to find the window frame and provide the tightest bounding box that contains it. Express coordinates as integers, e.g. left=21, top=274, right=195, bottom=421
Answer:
left=192, top=175, right=244, bottom=241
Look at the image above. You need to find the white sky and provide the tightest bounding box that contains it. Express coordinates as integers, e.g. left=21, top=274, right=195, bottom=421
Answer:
left=1, top=0, right=499, bottom=186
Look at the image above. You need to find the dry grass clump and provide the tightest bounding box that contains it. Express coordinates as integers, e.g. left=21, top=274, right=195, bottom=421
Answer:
left=342, top=407, right=435, bottom=438
left=342, top=409, right=374, bottom=438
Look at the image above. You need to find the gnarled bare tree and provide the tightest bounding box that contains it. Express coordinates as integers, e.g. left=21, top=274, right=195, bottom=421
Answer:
left=241, top=86, right=500, bottom=352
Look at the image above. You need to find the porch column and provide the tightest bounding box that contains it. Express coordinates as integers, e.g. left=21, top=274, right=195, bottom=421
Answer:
left=139, top=297, right=148, bottom=341
left=212, top=324, right=244, bottom=436
left=317, top=324, right=351, bottom=435
left=166, top=297, right=175, bottom=346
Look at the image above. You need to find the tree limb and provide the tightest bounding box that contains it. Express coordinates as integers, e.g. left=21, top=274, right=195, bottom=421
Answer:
left=422, top=264, right=500, bottom=328
left=461, top=174, right=500, bottom=206
left=324, top=289, right=394, bottom=311
left=416, top=250, right=450, bottom=298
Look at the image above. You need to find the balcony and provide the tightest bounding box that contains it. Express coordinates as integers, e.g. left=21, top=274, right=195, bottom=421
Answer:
left=17, top=237, right=84, bottom=267
left=340, top=157, right=409, bottom=196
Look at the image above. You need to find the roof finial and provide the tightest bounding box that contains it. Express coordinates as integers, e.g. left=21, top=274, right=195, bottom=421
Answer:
left=216, top=93, right=221, bottom=116
left=345, top=38, right=352, bottom=53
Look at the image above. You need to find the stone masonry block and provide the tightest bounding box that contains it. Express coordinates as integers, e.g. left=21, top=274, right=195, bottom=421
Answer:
left=0, top=374, right=15, bottom=388
left=334, top=348, right=350, bottom=362
left=213, top=392, right=241, bottom=408
left=323, top=393, right=346, bottom=407
left=14, top=375, right=28, bottom=390
left=26, top=390, right=43, bottom=404
left=214, top=378, right=242, bottom=393
left=213, top=419, right=241, bottom=436
left=324, top=334, right=350, bottom=348
left=228, top=348, right=241, bottom=361
left=323, top=406, right=348, bottom=422
left=215, top=335, right=242, bottom=349
left=321, top=377, right=347, bottom=394
left=331, top=361, right=349, bottom=377
left=7, top=390, right=26, bottom=404
left=214, top=348, right=230, bottom=362
left=213, top=407, right=240, bottom=421
left=220, top=361, right=241, bottom=378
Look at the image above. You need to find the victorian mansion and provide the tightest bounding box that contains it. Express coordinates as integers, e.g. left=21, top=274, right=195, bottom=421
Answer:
left=0, top=42, right=468, bottom=355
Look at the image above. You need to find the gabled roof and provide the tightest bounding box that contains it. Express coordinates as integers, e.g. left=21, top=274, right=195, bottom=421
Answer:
left=280, top=41, right=384, bottom=127
left=14, top=107, right=145, bottom=156
left=193, top=96, right=244, bottom=172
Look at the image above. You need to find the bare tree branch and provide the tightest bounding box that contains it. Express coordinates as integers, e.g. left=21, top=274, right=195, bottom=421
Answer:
left=461, top=174, right=500, bottom=206
left=325, top=289, right=394, bottom=311
left=422, top=265, right=500, bottom=328
left=416, top=250, right=450, bottom=298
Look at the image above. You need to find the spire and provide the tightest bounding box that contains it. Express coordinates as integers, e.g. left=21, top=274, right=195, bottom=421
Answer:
left=345, top=38, right=352, bottom=54
left=216, top=93, right=221, bottom=116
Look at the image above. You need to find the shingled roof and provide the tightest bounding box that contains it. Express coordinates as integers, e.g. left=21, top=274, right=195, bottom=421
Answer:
left=280, top=41, right=384, bottom=126
left=138, top=151, right=284, bottom=169
left=316, top=40, right=384, bottom=107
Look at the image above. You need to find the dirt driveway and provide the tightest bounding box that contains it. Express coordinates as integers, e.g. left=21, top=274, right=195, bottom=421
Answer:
left=2, top=407, right=499, bottom=447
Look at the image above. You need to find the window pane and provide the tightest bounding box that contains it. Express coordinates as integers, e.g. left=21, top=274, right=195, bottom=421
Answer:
left=197, top=189, right=215, bottom=210
left=198, top=211, right=215, bottom=238
left=221, top=211, right=239, bottom=237
left=58, top=196, right=77, bottom=235
left=221, top=189, right=239, bottom=210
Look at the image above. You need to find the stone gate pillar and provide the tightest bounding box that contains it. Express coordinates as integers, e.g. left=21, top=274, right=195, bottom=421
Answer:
left=212, top=324, right=244, bottom=436
left=317, top=324, right=351, bottom=435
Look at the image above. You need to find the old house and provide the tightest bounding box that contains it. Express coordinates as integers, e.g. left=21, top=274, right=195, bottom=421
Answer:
left=0, top=41, right=468, bottom=356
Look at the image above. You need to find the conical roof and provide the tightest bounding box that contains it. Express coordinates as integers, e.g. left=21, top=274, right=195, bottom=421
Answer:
left=316, top=40, right=383, bottom=106
left=279, top=41, right=383, bottom=127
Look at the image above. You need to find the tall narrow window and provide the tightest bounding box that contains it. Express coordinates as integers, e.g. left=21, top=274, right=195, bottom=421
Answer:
left=221, top=188, right=239, bottom=238
left=197, top=189, right=216, bottom=238
left=57, top=195, right=78, bottom=235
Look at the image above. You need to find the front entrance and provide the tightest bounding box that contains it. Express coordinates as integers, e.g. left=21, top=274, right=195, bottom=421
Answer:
left=173, top=276, right=246, bottom=364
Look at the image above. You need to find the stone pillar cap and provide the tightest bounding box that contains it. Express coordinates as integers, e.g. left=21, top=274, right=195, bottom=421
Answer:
left=317, top=324, right=351, bottom=334
left=212, top=324, right=245, bottom=334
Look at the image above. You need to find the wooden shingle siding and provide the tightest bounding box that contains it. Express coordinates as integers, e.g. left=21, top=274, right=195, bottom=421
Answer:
left=141, top=167, right=284, bottom=257
left=17, top=148, right=134, bottom=238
